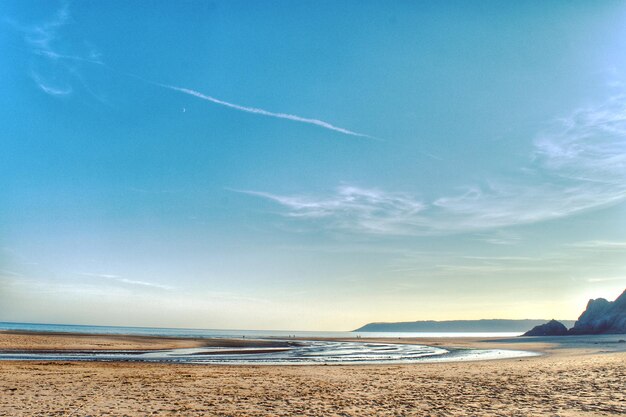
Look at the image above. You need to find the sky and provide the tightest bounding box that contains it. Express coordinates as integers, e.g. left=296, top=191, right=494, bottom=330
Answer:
left=1, top=1, right=626, bottom=331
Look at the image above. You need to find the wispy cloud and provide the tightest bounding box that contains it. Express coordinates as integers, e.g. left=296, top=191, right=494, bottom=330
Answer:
left=236, top=180, right=623, bottom=236
left=79, top=272, right=173, bottom=291
left=21, top=2, right=70, bottom=50
left=462, top=255, right=536, bottom=261
left=474, top=230, right=522, bottom=245
left=386, top=243, right=626, bottom=287
left=11, top=2, right=102, bottom=97
left=158, top=83, right=374, bottom=138
left=79, top=272, right=121, bottom=279
left=534, top=95, right=626, bottom=186
left=29, top=70, right=72, bottom=96
left=236, top=185, right=426, bottom=235
left=422, top=151, right=444, bottom=161
left=239, top=94, right=626, bottom=235
left=127, top=186, right=183, bottom=195
left=587, top=276, right=626, bottom=283
left=114, top=278, right=173, bottom=291
left=568, top=241, right=626, bottom=250
left=0, top=270, right=23, bottom=278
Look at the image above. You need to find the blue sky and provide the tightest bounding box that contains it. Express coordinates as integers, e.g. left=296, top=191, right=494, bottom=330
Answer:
left=1, top=1, right=625, bottom=330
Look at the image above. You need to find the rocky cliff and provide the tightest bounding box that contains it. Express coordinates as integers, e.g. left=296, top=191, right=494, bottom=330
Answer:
left=568, top=289, right=626, bottom=335
left=523, top=319, right=569, bottom=336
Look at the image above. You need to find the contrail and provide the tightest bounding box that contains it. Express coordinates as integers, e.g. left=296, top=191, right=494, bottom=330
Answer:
left=26, top=46, right=374, bottom=138
left=18, top=10, right=374, bottom=140
left=158, top=83, right=373, bottom=139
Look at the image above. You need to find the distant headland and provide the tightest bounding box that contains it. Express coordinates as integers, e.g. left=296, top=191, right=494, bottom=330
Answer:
left=354, top=319, right=576, bottom=333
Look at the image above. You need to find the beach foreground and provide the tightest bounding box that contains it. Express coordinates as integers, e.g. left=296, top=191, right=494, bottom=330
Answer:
left=0, top=332, right=625, bottom=416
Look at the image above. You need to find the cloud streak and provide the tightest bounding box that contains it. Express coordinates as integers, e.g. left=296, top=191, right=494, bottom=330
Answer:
left=79, top=272, right=173, bottom=291
left=568, top=240, right=626, bottom=250
left=158, top=83, right=374, bottom=138
left=29, top=71, right=72, bottom=96
left=12, top=2, right=103, bottom=97
left=587, top=276, right=626, bottom=283
left=237, top=185, right=426, bottom=235
left=239, top=94, right=626, bottom=235
left=534, top=94, right=626, bottom=185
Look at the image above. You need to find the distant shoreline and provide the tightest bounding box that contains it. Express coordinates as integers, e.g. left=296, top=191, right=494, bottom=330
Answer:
left=354, top=319, right=577, bottom=333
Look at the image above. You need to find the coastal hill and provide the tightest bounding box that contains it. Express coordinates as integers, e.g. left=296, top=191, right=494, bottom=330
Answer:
left=523, top=288, right=626, bottom=336
left=354, top=319, right=576, bottom=333
left=522, top=319, right=569, bottom=336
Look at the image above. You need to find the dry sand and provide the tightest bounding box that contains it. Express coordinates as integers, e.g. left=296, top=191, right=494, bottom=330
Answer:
left=0, top=331, right=625, bottom=416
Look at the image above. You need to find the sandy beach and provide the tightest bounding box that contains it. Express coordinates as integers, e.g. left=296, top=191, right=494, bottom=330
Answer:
left=0, top=331, right=625, bottom=416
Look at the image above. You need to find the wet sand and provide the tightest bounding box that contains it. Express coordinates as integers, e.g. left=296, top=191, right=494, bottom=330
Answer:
left=0, top=331, right=291, bottom=352
left=0, top=331, right=625, bottom=416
